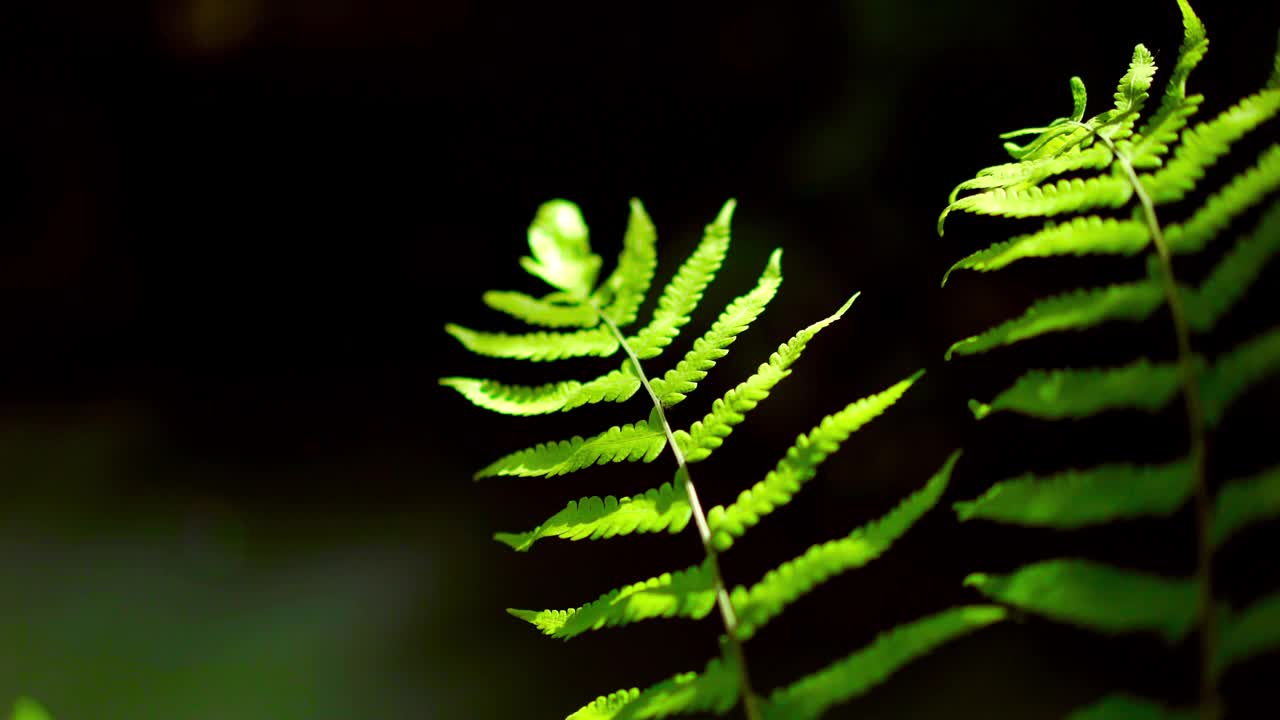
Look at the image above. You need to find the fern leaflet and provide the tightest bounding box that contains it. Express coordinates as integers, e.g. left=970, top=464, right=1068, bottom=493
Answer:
left=954, top=460, right=1195, bottom=528
left=446, top=197, right=986, bottom=718
left=1066, top=694, right=1195, bottom=720
left=965, top=559, right=1199, bottom=642
left=730, top=451, right=958, bottom=641
left=760, top=606, right=1006, bottom=720
left=706, top=371, right=923, bottom=551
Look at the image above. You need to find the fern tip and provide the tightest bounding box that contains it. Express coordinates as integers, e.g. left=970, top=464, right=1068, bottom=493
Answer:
left=714, top=198, right=737, bottom=227
left=507, top=607, right=540, bottom=624
left=493, top=531, right=532, bottom=552
left=968, top=399, right=992, bottom=420
left=834, top=292, right=860, bottom=318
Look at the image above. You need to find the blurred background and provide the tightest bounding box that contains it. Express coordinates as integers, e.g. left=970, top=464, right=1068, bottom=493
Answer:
left=4, top=1, right=1278, bottom=718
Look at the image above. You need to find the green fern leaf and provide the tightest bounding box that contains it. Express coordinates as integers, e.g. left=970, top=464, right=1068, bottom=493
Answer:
left=946, top=281, right=1163, bottom=359
left=1065, top=694, right=1195, bottom=720
left=1271, top=29, right=1280, bottom=89
left=1214, top=590, right=1280, bottom=678
left=945, top=145, right=1113, bottom=204
left=521, top=199, right=602, bottom=298
left=969, top=359, right=1184, bottom=421
left=942, top=217, right=1148, bottom=281
left=1127, top=0, right=1208, bottom=169
left=439, top=366, right=641, bottom=416
left=474, top=415, right=666, bottom=479
left=494, top=480, right=692, bottom=552
left=9, top=699, right=53, bottom=720
left=595, top=198, right=659, bottom=327
left=954, top=460, right=1194, bottom=528
left=676, top=295, right=859, bottom=464
left=510, top=560, right=716, bottom=639
left=999, top=98, right=1094, bottom=161
left=650, top=249, right=783, bottom=407
left=729, top=451, right=958, bottom=641
left=1210, top=462, right=1280, bottom=549
left=1202, top=326, right=1280, bottom=427
left=939, top=176, right=1132, bottom=231
left=444, top=323, right=618, bottom=362
left=1185, top=199, right=1280, bottom=331
left=628, top=201, right=735, bottom=359
left=1166, top=144, right=1280, bottom=255
left=705, top=372, right=923, bottom=551
left=440, top=377, right=589, bottom=416
left=1104, top=44, right=1158, bottom=142
left=965, top=559, right=1198, bottom=642
left=566, top=655, right=738, bottom=720
left=481, top=290, right=600, bottom=328
left=760, top=606, right=1006, bottom=720
left=1143, top=89, right=1280, bottom=204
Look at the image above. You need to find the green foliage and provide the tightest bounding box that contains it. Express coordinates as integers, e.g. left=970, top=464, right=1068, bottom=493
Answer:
left=9, top=699, right=51, bottom=720
left=445, top=199, right=993, bottom=718
left=1066, top=693, right=1195, bottom=720
left=942, top=1, right=1280, bottom=716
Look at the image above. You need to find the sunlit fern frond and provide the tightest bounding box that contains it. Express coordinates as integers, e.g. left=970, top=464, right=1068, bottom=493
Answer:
left=445, top=198, right=991, bottom=718
left=940, top=2, right=1280, bottom=716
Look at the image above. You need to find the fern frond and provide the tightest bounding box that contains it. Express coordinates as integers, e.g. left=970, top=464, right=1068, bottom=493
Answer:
left=941, top=217, right=1148, bottom=281
left=495, top=480, right=692, bottom=552
left=676, top=295, right=860, bottom=463
left=482, top=290, right=600, bottom=328
left=440, top=377, right=587, bottom=416
left=1185, top=199, right=1280, bottom=331
left=650, top=249, right=783, bottom=407
left=760, top=606, right=1006, bottom=720
left=595, top=198, right=659, bottom=327
left=946, top=281, right=1163, bottom=359
left=1202, top=326, right=1280, bottom=427
left=1103, top=44, right=1158, bottom=142
left=474, top=416, right=665, bottom=478
left=965, top=559, right=1198, bottom=642
left=938, top=176, right=1132, bottom=232
left=1166, top=144, right=1280, bottom=255
left=954, top=460, right=1193, bottom=528
left=705, top=372, right=923, bottom=551
left=729, top=451, right=958, bottom=641
left=1065, top=694, right=1195, bottom=720
left=439, top=366, right=641, bottom=416
left=444, top=323, right=619, bottom=362
left=1142, top=89, right=1280, bottom=204
left=566, top=655, right=738, bottom=720
left=510, top=561, right=716, bottom=639
left=1000, top=105, right=1094, bottom=161
left=946, top=145, right=1113, bottom=204
left=1210, top=463, right=1280, bottom=550
left=1213, top=590, right=1280, bottom=678
left=969, top=359, right=1183, bottom=421
left=521, top=199, right=603, bottom=298
left=628, top=201, right=735, bottom=360
left=1127, top=0, right=1208, bottom=169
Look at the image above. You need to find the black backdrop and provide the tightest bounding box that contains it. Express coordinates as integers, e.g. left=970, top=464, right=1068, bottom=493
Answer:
left=4, top=1, right=1278, bottom=718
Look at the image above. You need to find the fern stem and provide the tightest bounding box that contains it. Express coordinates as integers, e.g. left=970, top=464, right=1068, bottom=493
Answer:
left=595, top=307, right=764, bottom=720
left=1085, top=128, right=1219, bottom=720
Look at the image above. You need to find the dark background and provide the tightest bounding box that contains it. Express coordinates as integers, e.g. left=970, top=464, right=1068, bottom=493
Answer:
left=3, top=1, right=1278, bottom=718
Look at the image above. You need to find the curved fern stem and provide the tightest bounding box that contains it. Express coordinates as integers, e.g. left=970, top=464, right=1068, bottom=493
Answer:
left=1083, top=125, right=1218, bottom=720
left=594, top=305, right=763, bottom=720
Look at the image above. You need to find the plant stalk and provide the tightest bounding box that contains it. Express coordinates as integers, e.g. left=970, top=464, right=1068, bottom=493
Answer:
left=1092, top=132, right=1219, bottom=720
left=596, top=307, right=764, bottom=720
